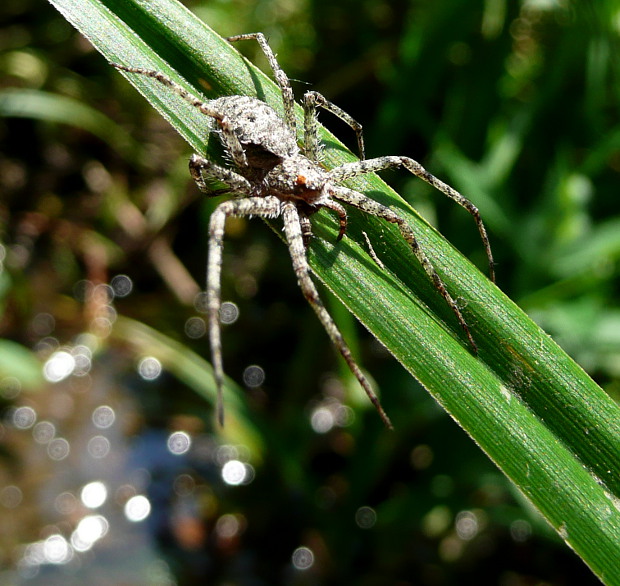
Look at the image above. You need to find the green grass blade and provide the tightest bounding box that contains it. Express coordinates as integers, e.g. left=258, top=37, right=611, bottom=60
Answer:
left=47, top=0, right=620, bottom=579
left=0, top=89, right=141, bottom=162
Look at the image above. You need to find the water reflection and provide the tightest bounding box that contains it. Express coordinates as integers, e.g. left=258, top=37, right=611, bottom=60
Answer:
left=1, top=328, right=259, bottom=584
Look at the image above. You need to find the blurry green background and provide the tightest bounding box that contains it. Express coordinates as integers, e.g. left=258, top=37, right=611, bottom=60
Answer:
left=1, top=0, right=619, bottom=584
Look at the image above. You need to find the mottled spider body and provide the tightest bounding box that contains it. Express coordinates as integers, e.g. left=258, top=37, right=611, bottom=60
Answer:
left=208, top=95, right=299, bottom=174
left=112, top=33, right=495, bottom=429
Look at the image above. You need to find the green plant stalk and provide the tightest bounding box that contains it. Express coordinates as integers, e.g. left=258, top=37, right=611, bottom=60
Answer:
left=48, top=0, right=620, bottom=579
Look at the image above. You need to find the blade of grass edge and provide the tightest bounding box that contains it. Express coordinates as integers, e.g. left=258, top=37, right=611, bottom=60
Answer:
left=47, top=0, right=620, bottom=580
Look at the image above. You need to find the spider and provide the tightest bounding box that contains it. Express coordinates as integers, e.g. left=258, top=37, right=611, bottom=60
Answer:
left=112, top=33, right=495, bottom=430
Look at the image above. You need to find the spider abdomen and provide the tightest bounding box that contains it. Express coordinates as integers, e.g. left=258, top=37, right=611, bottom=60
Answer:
left=210, top=96, right=298, bottom=167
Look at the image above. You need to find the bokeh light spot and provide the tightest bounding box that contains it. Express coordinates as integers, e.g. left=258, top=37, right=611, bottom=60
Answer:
left=43, top=534, right=72, bottom=564
left=220, top=301, right=239, bottom=324
left=137, top=357, right=162, bottom=380
left=31, top=312, right=55, bottom=336
left=221, top=460, right=247, bottom=486
left=71, top=515, right=109, bottom=552
left=193, top=291, right=208, bottom=313
left=291, top=546, right=314, bottom=570
left=92, top=405, right=115, bottom=429
left=32, top=420, right=55, bottom=444
left=91, top=283, right=114, bottom=304
left=184, top=316, right=206, bottom=339
left=124, top=495, right=151, bottom=522
left=167, top=431, right=191, bottom=455
left=510, top=519, right=532, bottom=543
left=54, top=492, right=78, bottom=515
left=43, top=351, right=75, bottom=382
left=216, top=514, right=242, bottom=539
left=0, top=376, right=21, bottom=399
left=310, top=406, right=335, bottom=434
left=0, top=485, right=23, bottom=509
left=81, top=481, right=107, bottom=509
left=242, top=365, right=265, bottom=387
left=455, top=510, right=479, bottom=540
left=87, top=435, right=110, bottom=458
left=110, top=274, right=133, bottom=297
left=355, top=506, right=377, bottom=529
left=47, top=438, right=70, bottom=461
left=173, top=474, right=195, bottom=496
left=12, top=406, right=36, bottom=429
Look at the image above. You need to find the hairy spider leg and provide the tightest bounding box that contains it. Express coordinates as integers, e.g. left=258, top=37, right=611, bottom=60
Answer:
left=189, top=154, right=254, bottom=195
left=227, top=33, right=297, bottom=134
left=332, top=186, right=477, bottom=352
left=110, top=64, right=250, bottom=170
left=207, top=196, right=283, bottom=425
left=303, top=91, right=365, bottom=162
left=226, top=35, right=367, bottom=163
left=280, top=201, right=393, bottom=429
left=297, top=201, right=347, bottom=248
left=328, top=156, right=496, bottom=283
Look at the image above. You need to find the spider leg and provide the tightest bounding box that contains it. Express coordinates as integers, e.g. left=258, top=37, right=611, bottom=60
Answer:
left=331, top=185, right=478, bottom=353
left=226, top=33, right=296, bottom=135
left=280, top=200, right=393, bottom=429
left=303, top=91, right=365, bottom=161
left=111, top=64, right=249, bottom=169
left=189, top=154, right=254, bottom=195
left=328, top=156, right=496, bottom=282
left=322, top=200, right=348, bottom=241
left=361, top=231, right=385, bottom=270
left=298, top=208, right=313, bottom=248
left=298, top=200, right=347, bottom=248
left=208, top=196, right=282, bottom=425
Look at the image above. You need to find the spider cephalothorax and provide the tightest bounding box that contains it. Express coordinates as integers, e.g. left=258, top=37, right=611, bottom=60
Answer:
left=112, top=33, right=495, bottom=429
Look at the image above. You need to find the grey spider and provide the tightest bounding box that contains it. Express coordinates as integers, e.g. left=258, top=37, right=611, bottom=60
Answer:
left=112, top=33, right=495, bottom=429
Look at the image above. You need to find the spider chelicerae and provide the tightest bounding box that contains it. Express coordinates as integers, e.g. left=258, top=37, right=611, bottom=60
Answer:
left=112, top=33, right=495, bottom=429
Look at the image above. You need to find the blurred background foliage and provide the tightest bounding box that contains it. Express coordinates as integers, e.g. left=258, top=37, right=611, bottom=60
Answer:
left=0, top=0, right=619, bottom=584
